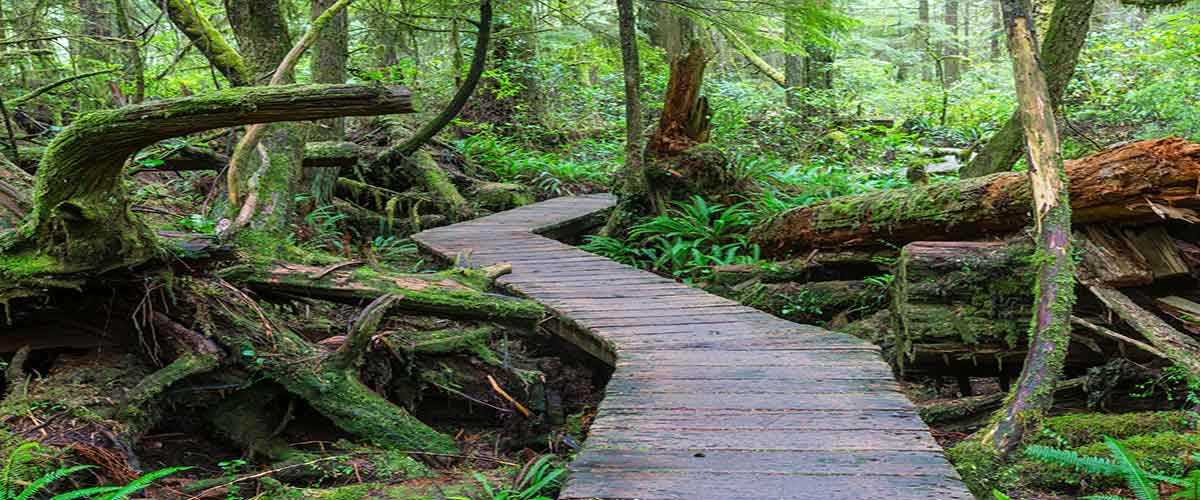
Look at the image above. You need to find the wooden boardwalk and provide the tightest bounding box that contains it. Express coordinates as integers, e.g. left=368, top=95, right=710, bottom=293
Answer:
left=413, top=194, right=972, bottom=500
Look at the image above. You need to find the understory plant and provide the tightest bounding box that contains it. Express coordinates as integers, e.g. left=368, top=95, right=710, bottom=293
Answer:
left=447, top=455, right=566, bottom=500
left=1007, top=436, right=1200, bottom=500
left=1, top=442, right=189, bottom=500
left=580, top=196, right=763, bottom=282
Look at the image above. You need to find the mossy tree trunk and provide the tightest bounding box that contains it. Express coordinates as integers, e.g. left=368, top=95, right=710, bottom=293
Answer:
left=752, top=138, right=1200, bottom=258
left=979, top=0, right=1075, bottom=456
left=961, top=0, right=1095, bottom=178
left=601, top=0, right=652, bottom=235
left=305, top=0, right=351, bottom=207
left=0, top=84, right=412, bottom=287
left=158, top=0, right=250, bottom=86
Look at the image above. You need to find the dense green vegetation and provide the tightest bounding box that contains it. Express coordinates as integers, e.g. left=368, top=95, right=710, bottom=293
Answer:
left=2, top=0, right=1199, bottom=498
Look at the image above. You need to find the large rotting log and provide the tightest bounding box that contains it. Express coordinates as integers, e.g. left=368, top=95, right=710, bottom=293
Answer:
left=181, top=277, right=458, bottom=454
left=0, top=84, right=412, bottom=286
left=892, top=240, right=1035, bottom=376
left=753, top=138, right=1200, bottom=257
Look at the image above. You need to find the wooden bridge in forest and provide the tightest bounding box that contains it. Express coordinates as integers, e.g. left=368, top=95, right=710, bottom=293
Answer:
left=413, top=194, right=972, bottom=500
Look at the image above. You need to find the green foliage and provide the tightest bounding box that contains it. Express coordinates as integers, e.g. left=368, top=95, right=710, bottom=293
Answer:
left=447, top=455, right=565, bottom=500
left=1023, top=435, right=1200, bottom=500
left=1, top=442, right=188, bottom=500
left=581, top=196, right=763, bottom=282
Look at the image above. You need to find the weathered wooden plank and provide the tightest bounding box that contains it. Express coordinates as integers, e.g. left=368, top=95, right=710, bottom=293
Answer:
left=411, top=194, right=969, bottom=500
left=587, top=408, right=928, bottom=431
left=584, top=428, right=943, bottom=451
left=560, top=472, right=972, bottom=500
left=568, top=449, right=958, bottom=476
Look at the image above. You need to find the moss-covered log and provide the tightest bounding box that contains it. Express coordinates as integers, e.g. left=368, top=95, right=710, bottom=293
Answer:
left=183, top=277, right=458, bottom=454
left=742, top=280, right=882, bottom=324
left=0, top=84, right=412, bottom=286
left=226, top=262, right=544, bottom=324
left=753, top=138, right=1200, bottom=257
left=892, top=241, right=1034, bottom=372
left=0, top=154, right=31, bottom=230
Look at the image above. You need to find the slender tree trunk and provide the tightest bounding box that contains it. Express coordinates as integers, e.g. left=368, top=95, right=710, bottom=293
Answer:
left=602, top=0, right=651, bottom=234
left=113, top=0, right=144, bottom=103
left=919, top=0, right=932, bottom=81
left=784, top=11, right=803, bottom=109
left=159, top=0, right=250, bottom=86
left=305, top=0, right=351, bottom=207
left=963, top=0, right=1094, bottom=177
left=944, top=0, right=961, bottom=83
left=979, top=0, right=1075, bottom=456
left=991, top=0, right=1002, bottom=59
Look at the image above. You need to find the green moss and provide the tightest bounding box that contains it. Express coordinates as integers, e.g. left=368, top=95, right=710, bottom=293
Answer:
left=1019, top=431, right=1200, bottom=491
left=947, top=439, right=1015, bottom=497
left=1031, top=411, right=1199, bottom=448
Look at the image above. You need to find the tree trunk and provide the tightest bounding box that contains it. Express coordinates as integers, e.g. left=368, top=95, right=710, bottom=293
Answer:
left=991, top=0, right=1002, bottom=59
left=601, top=0, right=651, bottom=235
left=0, top=84, right=412, bottom=286
left=752, top=138, right=1200, bottom=257
left=962, top=0, right=1095, bottom=178
left=305, top=0, right=351, bottom=207
left=784, top=11, right=804, bottom=108
left=980, top=0, right=1075, bottom=456
left=944, top=0, right=961, bottom=83
left=919, top=0, right=932, bottom=81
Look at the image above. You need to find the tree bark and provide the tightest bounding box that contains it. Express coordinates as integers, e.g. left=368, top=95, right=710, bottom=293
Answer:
left=962, top=0, right=1095, bottom=178
left=944, top=0, right=961, bottom=83
left=1, top=84, right=412, bottom=284
left=919, top=0, right=932, bottom=81
left=305, top=0, right=352, bottom=206
left=980, top=0, right=1075, bottom=456
left=159, top=0, right=250, bottom=86
left=753, top=138, right=1200, bottom=257
left=224, top=0, right=354, bottom=233
left=601, top=0, right=652, bottom=234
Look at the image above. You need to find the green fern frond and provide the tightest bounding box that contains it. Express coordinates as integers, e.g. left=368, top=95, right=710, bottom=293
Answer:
left=13, top=465, right=94, bottom=500
left=1104, top=437, right=1159, bottom=500
left=47, top=486, right=123, bottom=500
left=1023, top=444, right=1121, bottom=476
left=95, top=466, right=191, bottom=500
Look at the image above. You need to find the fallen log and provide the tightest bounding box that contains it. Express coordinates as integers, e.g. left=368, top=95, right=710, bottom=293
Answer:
left=753, top=138, right=1200, bottom=257
left=224, top=262, right=544, bottom=324
left=0, top=83, right=413, bottom=287
left=1088, top=285, right=1200, bottom=379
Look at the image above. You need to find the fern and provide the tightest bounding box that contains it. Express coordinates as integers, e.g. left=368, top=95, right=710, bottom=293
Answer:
left=1023, top=444, right=1122, bottom=476
left=1104, top=437, right=1160, bottom=500
left=95, top=466, right=191, bottom=500
left=1168, top=470, right=1200, bottom=500
left=12, top=464, right=94, bottom=500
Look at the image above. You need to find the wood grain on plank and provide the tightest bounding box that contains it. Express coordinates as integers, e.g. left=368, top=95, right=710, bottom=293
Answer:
left=411, top=194, right=970, bottom=500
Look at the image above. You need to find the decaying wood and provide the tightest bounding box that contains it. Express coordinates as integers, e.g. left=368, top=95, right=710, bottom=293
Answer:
left=1156, top=296, right=1200, bottom=334
left=1121, top=226, right=1190, bottom=279
left=0, top=153, right=32, bottom=229
left=1089, top=285, right=1200, bottom=379
left=754, top=138, right=1200, bottom=256
left=227, top=262, right=544, bottom=323
left=1, top=84, right=413, bottom=284
left=919, top=377, right=1085, bottom=429
left=1075, top=225, right=1154, bottom=286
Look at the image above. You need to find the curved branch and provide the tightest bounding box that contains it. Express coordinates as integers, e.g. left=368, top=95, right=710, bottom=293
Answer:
left=11, top=84, right=412, bottom=280
left=158, top=0, right=250, bottom=86
left=226, top=0, right=357, bottom=212
left=374, top=0, right=492, bottom=163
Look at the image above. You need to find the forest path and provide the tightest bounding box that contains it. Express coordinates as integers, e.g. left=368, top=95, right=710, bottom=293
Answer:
left=413, top=194, right=972, bottom=500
